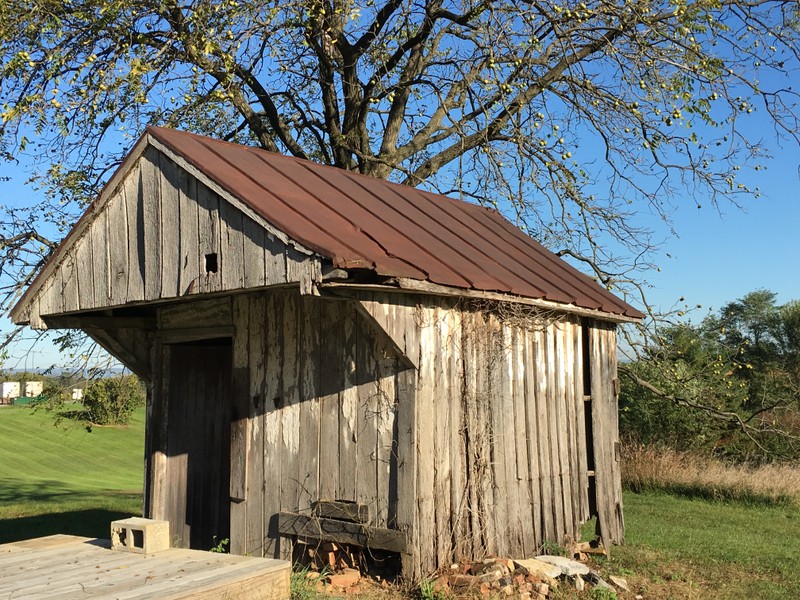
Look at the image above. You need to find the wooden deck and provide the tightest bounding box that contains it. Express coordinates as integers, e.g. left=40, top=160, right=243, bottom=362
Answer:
left=0, top=535, right=290, bottom=599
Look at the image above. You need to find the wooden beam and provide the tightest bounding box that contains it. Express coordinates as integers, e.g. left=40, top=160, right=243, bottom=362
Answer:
left=84, top=327, right=152, bottom=381
left=277, top=513, right=407, bottom=554
left=311, top=501, right=370, bottom=524
left=321, top=280, right=642, bottom=324
left=157, top=326, right=234, bottom=344
left=43, top=315, right=156, bottom=330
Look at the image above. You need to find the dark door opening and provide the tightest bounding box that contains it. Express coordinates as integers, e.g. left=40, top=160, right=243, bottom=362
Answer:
left=166, top=338, right=232, bottom=550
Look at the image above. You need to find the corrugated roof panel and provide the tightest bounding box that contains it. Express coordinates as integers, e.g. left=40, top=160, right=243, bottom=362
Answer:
left=148, top=127, right=645, bottom=319
left=338, top=172, right=504, bottom=290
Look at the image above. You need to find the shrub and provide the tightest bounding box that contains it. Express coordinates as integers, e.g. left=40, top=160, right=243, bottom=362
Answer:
left=82, top=375, right=145, bottom=425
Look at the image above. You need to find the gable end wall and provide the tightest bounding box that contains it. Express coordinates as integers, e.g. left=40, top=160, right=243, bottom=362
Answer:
left=20, top=147, right=321, bottom=328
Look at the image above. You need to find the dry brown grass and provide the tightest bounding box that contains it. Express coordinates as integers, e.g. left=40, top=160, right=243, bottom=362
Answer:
left=622, top=442, right=800, bottom=507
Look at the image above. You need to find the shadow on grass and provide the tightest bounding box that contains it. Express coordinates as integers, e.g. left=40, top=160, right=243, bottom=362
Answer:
left=0, top=508, right=140, bottom=544
left=0, top=478, right=142, bottom=544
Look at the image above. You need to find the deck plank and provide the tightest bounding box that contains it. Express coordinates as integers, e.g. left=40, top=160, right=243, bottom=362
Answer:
left=0, top=536, right=290, bottom=600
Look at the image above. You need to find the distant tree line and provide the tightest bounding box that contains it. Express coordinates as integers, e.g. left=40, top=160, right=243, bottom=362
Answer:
left=620, top=290, right=800, bottom=463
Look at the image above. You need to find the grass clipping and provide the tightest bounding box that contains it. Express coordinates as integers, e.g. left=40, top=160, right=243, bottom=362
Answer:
left=622, top=443, right=800, bottom=508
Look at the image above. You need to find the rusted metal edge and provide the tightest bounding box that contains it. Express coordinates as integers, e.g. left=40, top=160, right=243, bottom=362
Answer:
left=320, top=280, right=643, bottom=324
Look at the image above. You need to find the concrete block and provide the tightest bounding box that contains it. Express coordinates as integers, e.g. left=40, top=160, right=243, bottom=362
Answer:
left=111, top=517, right=170, bottom=554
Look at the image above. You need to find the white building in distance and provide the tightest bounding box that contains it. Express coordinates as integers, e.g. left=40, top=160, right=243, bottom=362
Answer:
left=22, top=381, right=43, bottom=397
left=1, top=382, right=20, bottom=402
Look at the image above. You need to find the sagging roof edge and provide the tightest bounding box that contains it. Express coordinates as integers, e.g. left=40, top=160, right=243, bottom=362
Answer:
left=322, top=279, right=643, bottom=324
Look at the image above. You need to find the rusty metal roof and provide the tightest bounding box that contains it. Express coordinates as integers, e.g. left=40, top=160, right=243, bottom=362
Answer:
left=148, top=126, right=643, bottom=319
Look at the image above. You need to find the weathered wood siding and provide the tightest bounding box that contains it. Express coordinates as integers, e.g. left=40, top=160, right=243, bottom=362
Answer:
left=358, top=293, right=621, bottom=578
left=22, top=148, right=320, bottom=328
left=146, top=289, right=406, bottom=559
left=141, top=288, right=622, bottom=578
left=589, top=321, right=624, bottom=545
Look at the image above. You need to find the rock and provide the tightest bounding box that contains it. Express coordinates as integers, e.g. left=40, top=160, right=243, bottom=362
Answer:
left=534, top=555, right=590, bottom=577
left=327, top=568, right=360, bottom=589
left=532, top=582, right=549, bottom=595
left=501, top=585, right=514, bottom=596
left=574, top=541, right=607, bottom=556
left=474, top=559, right=510, bottom=577
left=609, top=575, right=629, bottom=591
left=518, top=593, right=532, bottom=600
left=479, top=571, right=504, bottom=584
left=433, top=575, right=449, bottom=593
left=571, top=574, right=585, bottom=591
left=513, top=558, right=563, bottom=579
left=449, top=573, right=477, bottom=588
left=582, top=571, right=612, bottom=589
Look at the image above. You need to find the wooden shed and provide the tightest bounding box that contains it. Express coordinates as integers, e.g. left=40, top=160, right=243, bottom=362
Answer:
left=10, top=127, right=644, bottom=579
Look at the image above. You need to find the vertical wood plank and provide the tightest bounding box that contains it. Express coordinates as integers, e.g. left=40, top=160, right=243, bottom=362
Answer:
left=141, top=147, right=162, bottom=301
left=554, top=321, right=575, bottom=540
left=355, top=305, right=379, bottom=524
left=433, top=302, right=452, bottom=567
left=60, top=249, right=79, bottom=314
left=573, top=319, right=590, bottom=522
left=562, top=319, right=581, bottom=536
left=74, top=232, right=94, bottom=311
left=338, top=301, right=358, bottom=503
left=545, top=324, right=565, bottom=541
left=159, top=153, right=181, bottom=298
left=151, top=340, right=169, bottom=524
left=394, top=299, right=419, bottom=578
left=219, top=198, right=245, bottom=291
left=461, top=310, right=482, bottom=560
left=196, top=182, right=221, bottom=294
left=416, top=304, right=437, bottom=574
left=263, top=292, right=283, bottom=559
left=178, top=171, right=200, bottom=296
left=534, top=327, right=555, bottom=542
left=590, top=322, right=625, bottom=547
left=479, top=314, right=498, bottom=556
left=106, top=192, right=128, bottom=305
left=511, top=325, right=534, bottom=555
left=125, top=161, right=145, bottom=302
left=243, top=215, right=267, bottom=289
left=376, top=347, right=397, bottom=529
left=264, top=232, right=288, bottom=285
left=448, top=307, right=468, bottom=560
left=230, top=295, right=251, bottom=555
left=318, top=299, right=342, bottom=501
left=297, top=295, right=320, bottom=514
left=278, top=290, right=300, bottom=562
left=246, top=293, right=267, bottom=556
left=91, top=210, right=109, bottom=307
left=523, top=328, right=543, bottom=550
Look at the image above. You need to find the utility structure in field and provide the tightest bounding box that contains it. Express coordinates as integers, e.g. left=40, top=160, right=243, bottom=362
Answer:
left=10, top=127, right=644, bottom=579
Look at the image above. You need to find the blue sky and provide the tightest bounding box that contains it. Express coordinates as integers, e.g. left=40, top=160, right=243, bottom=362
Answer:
left=644, top=141, right=799, bottom=317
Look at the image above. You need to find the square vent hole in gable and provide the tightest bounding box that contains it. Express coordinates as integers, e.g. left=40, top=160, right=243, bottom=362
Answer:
left=205, top=253, right=218, bottom=274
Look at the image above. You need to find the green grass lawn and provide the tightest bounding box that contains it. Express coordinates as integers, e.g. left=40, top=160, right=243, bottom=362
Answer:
left=2, top=405, right=798, bottom=598
left=587, top=491, right=800, bottom=599
left=0, top=405, right=145, bottom=543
